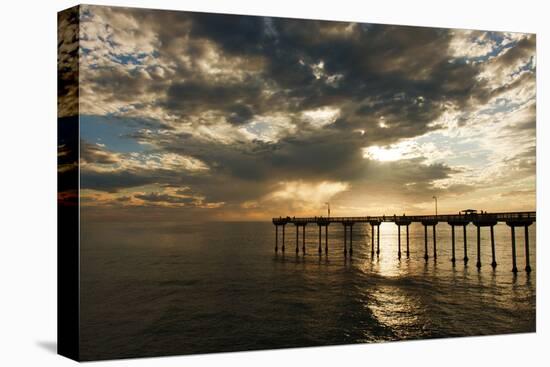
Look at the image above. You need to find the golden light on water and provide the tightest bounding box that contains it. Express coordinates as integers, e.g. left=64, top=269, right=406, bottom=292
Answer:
left=366, top=285, right=423, bottom=338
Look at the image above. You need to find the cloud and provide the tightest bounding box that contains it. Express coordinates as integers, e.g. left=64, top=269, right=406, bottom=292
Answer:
left=69, top=5, right=536, bottom=220
left=227, top=104, right=255, bottom=125
left=363, top=140, right=452, bottom=164
left=265, top=180, right=349, bottom=211
left=58, top=7, right=80, bottom=118
left=81, top=186, right=225, bottom=209
left=80, top=142, right=210, bottom=192
left=81, top=141, right=209, bottom=173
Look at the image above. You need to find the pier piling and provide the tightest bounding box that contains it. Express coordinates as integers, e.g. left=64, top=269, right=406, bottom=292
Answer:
left=302, top=224, right=306, bottom=254
left=377, top=224, right=380, bottom=256
left=510, top=225, right=517, bottom=273
left=397, top=225, right=401, bottom=259
left=406, top=224, right=410, bottom=258
left=424, top=224, right=428, bottom=261
left=451, top=225, right=456, bottom=263
left=490, top=225, right=497, bottom=268
left=370, top=225, right=374, bottom=256
left=273, top=212, right=534, bottom=268
left=295, top=224, right=299, bottom=254
left=325, top=225, right=328, bottom=255
left=433, top=225, right=437, bottom=260
left=318, top=225, right=322, bottom=254
left=421, top=220, right=438, bottom=261
left=476, top=225, right=481, bottom=269
left=282, top=225, right=285, bottom=253
left=448, top=219, right=469, bottom=264
left=471, top=219, right=498, bottom=269
left=524, top=225, right=531, bottom=273
left=505, top=219, right=533, bottom=273
left=275, top=225, right=278, bottom=253
left=343, top=224, right=347, bottom=256
left=350, top=224, right=353, bottom=255
left=463, top=225, right=468, bottom=264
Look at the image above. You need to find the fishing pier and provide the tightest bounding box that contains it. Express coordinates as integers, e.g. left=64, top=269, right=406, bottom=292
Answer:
left=272, top=211, right=535, bottom=273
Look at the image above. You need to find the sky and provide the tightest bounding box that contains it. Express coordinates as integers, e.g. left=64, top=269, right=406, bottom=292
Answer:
left=58, top=5, right=536, bottom=222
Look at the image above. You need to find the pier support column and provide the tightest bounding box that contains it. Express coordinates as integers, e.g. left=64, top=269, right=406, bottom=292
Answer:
left=433, top=225, right=437, bottom=260
left=370, top=224, right=374, bottom=256
left=282, top=225, right=285, bottom=253
left=424, top=225, right=428, bottom=261
left=302, top=225, right=306, bottom=254
left=343, top=224, right=348, bottom=256
left=325, top=226, right=328, bottom=255
left=376, top=225, right=380, bottom=256
left=275, top=225, right=278, bottom=253
left=318, top=225, right=322, bottom=254
left=463, top=225, right=468, bottom=264
left=490, top=225, right=497, bottom=268
left=397, top=225, right=401, bottom=259
left=350, top=225, right=353, bottom=256
left=406, top=224, right=410, bottom=258
left=511, top=226, right=517, bottom=273
left=451, top=225, right=456, bottom=264
left=295, top=225, right=299, bottom=254
left=524, top=225, right=531, bottom=273
left=476, top=225, right=481, bottom=269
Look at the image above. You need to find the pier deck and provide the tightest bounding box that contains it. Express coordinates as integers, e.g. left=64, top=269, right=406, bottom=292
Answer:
left=272, top=211, right=535, bottom=272
left=272, top=211, right=535, bottom=225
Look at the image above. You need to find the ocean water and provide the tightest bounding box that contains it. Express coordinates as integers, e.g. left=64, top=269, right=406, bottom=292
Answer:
left=79, top=221, right=536, bottom=361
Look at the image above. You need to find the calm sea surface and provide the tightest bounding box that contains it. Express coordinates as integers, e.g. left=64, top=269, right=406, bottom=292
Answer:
left=80, top=221, right=536, bottom=360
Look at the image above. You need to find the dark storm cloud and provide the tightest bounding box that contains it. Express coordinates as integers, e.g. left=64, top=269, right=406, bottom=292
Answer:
left=114, top=126, right=459, bottom=207
left=189, top=12, right=267, bottom=54
left=504, top=146, right=536, bottom=171
left=129, top=127, right=365, bottom=183
left=192, top=18, right=486, bottom=141
left=496, top=35, right=535, bottom=68
left=58, top=6, right=79, bottom=117
left=77, top=6, right=536, bottom=216
left=81, top=141, right=119, bottom=164
left=350, top=158, right=458, bottom=194
left=489, top=70, right=535, bottom=100
left=81, top=170, right=157, bottom=193
left=162, top=80, right=263, bottom=116
left=79, top=140, right=210, bottom=193
left=227, top=104, right=255, bottom=125
left=82, top=7, right=533, bottom=127
left=78, top=138, right=273, bottom=204
left=88, top=67, right=154, bottom=104
left=504, top=103, right=536, bottom=133
left=82, top=8, right=490, bottom=141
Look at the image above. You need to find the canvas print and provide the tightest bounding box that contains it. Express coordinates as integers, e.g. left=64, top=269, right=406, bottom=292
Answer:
left=58, top=4, right=536, bottom=361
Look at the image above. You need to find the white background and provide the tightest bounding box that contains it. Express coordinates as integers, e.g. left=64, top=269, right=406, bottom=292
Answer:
left=0, top=0, right=547, bottom=365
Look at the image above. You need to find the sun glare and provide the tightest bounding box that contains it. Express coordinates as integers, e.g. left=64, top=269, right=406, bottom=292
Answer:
left=363, top=144, right=408, bottom=162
